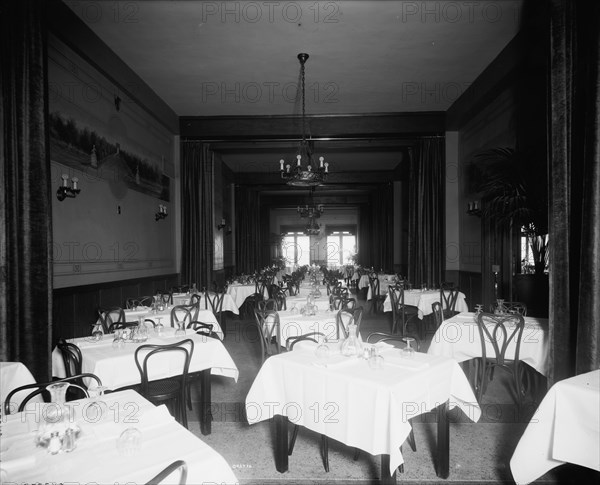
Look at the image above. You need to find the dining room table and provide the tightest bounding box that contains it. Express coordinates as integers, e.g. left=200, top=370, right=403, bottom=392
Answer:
left=0, top=361, right=43, bottom=411
left=509, top=369, right=600, bottom=484
left=123, top=306, right=225, bottom=339
left=171, top=291, right=240, bottom=314
left=245, top=342, right=480, bottom=483
left=226, top=283, right=267, bottom=307
left=427, top=311, right=549, bottom=377
left=270, top=308, right=340, bottom=348
left=51, top=328, right=239, bottom=435
left=0, top=388, right=238, bottom=484
left=382, top=288, right=469, bottom=319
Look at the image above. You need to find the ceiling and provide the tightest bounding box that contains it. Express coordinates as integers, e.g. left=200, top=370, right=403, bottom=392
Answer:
left=66, top=0, right=523, bottom=191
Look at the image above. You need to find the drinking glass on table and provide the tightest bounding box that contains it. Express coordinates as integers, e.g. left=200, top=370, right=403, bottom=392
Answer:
left=175, top=321, right=186, bottom=337
left=401, top=337, right=416, bottom=358
left=154, top=317, right=164, bottom=336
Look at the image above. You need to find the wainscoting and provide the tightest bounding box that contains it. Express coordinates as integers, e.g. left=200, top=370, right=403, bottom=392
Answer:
left=53, top=273, right=179, bottom=342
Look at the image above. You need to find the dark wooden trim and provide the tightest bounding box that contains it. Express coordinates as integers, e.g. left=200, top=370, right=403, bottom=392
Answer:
left=180, top=112, right=446, bottom=139
left=47, top=0, right=179, bottom=134
left=53, top=273, right=180, bottom=342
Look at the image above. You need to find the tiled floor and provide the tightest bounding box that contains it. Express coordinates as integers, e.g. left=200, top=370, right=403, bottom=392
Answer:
left=187, top=290, right=598, bottom=484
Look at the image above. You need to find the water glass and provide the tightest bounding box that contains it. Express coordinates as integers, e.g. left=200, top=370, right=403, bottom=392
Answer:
left=368, top=347, right=385, bottom=370
left=117, top=428, right=142, bottom=456
left=175, top=322, right=186, bottom=337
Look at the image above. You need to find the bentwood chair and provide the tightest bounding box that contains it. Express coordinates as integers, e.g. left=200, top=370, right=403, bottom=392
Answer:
left=204, top=291, right=225, bottom=328
left=475, top=312, right=526, bottom=409
left=335, top=307, right=364, bottom=340
left=388, top=286, right=419, bottom=336
left=431, top=301, right=444, bottom=332
left=440, top=285, right=460, bottom=319
left=96, top=306, right=126, bottom=334
left=170, top=304, right=199, bottom=330
left=368, top=276, right=386, bottom=314
left=253, top=309, right=281, bottom=363
left=125, top=295, right=154, bottom=309
left=4, top=373, right=102, bottom=415
left=144, top=460, right=188, bottom=485
left=134, top=339, right=194, bottom=428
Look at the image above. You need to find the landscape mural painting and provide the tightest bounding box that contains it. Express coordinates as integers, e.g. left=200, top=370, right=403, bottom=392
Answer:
left=49, top=112, right=171, bottom=202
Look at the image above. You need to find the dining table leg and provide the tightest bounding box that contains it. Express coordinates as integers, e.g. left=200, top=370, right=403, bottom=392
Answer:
left=274, top=414, right=289, bottom=473
left=380, top=454, right=396, bottom=485
left=436, top=399, right=450, bottom=478
left=199, top=369, right=211, bottom=435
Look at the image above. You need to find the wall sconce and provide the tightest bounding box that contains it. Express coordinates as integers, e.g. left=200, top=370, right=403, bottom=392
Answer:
left=56, top=174, right=80, bottom=201
left=217, top=218, right=227, bottom=230
left=466, top=200, right=481, bottom=216
left=155, top=204, right=168, bottom=221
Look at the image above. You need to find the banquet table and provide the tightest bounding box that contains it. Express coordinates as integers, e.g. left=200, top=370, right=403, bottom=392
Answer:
left=268, top=309, right=340, bottom=348
left=0, top=362, right=42, bottom=410
left=171, top=292, right=239, bottom=314
left=382, top=289, right=469, bottom=319
left=52, top=328, right=239, bottom=434
left=124, top=306, right=225, bottom=339
left=427, top=312, right=549, bottom=376
left=510, top=369, right=600, bottom=484
left=359, top=273, right=396, bottom=291
left=0, top=389, right=238, bottom=484
left=226, top=283, right=267, bottom=307
left=245, top=344, right=480, bottom=482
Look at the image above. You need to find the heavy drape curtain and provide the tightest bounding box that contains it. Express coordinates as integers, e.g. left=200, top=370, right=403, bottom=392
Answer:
left=235, top=185, right=262, bottom=273
left=548, top=0, right=600, bottom=383
left=0, top=1, right=52, bottom=381
left=371, top=183, right=394, bottom=271
left=407, top=137, right=445, bottom=288
left=181, top=141, right=214, bottom=289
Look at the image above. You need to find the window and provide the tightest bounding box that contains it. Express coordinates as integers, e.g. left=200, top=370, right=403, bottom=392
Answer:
left=327, top=231, right=356, bottom=267
left=281, top=232, right=310, bottom=266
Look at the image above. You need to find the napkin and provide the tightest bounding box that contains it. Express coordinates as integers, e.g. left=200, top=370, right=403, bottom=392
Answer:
left=313, top=354, right=355, bottom=368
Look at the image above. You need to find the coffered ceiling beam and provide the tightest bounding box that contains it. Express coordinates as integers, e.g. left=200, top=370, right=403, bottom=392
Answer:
left=181, top=112, right=445, bottom=140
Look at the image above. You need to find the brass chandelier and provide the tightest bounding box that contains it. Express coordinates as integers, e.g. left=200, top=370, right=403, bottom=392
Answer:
left=279, top=53, right=328, bottom=187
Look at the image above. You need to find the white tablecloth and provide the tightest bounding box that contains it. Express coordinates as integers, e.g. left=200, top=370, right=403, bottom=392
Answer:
left=124, top=307, right=224, bottom=339
left=427, top=312, right=549, bottom=376
left=273, top=310, right=340, bottom=348
left=0, top=389, right=238, bottom=484
left=245, top=346, right=480, bottom=475
left=383, top=289, right=469, bottom=319
left=0, top=362, right=42, bottom=411
left=359, top=274, right=396, bottom=291
left=171, top=292, right=239, bottom=314
left=52, top=329, right=239, bottom=390
left=510, top=369, right=600, bottom=484
left=226, top=284, right=266, bottom=307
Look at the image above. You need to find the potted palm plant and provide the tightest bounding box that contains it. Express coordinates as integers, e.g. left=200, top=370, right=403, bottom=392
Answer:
left=473, top=147, right=549, bottom=315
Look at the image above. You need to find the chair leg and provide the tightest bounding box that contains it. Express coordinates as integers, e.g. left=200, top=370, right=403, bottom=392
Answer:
left=320, top=434, right=329, bottom=472
left=288, top=424, right=299, bottom=455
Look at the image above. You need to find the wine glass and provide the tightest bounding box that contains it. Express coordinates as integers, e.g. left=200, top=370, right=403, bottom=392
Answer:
left=175, top=321, right=186, bottom=337
left=290, top=303, right=298, bottom=315
left=401, top=337, right=416, bottom=359
left=368, top=347, right=385, bottom=370
left=315, top=336, right=330, bottom=362
left=112, top=330, right=125, bottom=349
left=154, top=317, right=164, bottom=336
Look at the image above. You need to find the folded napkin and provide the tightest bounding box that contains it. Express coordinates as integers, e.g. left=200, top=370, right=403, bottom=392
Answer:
left=313, top=354, right=355, bottom=368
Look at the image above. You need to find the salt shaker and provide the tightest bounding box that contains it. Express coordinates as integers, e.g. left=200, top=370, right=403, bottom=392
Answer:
left=62, top=428, right=76, bottom=452
left=48, top=431, right=61, bottom=455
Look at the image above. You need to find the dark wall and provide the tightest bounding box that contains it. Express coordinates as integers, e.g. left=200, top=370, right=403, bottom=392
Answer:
left=53, top=274, right=180, bottom=342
